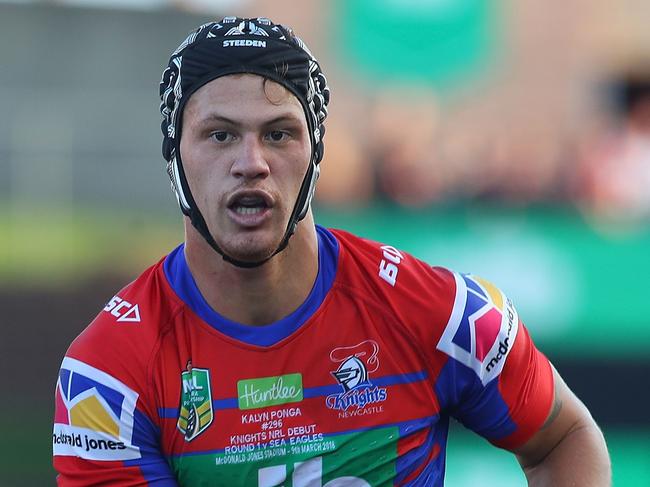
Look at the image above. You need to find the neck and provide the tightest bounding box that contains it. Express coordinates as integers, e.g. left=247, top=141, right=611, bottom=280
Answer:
left=183, top=216, right=319, bottom=326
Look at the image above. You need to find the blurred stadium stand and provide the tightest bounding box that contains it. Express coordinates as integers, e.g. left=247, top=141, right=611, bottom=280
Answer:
left=1, top=1, right=648, bottom=486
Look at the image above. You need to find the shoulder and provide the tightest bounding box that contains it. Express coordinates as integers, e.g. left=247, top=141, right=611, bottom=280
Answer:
left=327, top=227, right=457, bottom=333
left=62, top=254, right=182, bottom=389
left=328, top=228, right=520, bottom=373
left=54, top=254, right=182, bottom=456
left=53, top=254, right=183, bottom=463
left=328, top=227, right=455, bottom=290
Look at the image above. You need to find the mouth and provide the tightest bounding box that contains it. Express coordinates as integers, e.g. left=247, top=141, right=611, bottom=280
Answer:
left=226, top=190, right=273, bottom=225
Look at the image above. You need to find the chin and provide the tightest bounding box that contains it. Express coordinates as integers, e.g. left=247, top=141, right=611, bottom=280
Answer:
left=226, top=247, right=275, bottom=264
left=220, top=234, right=282, bottom=263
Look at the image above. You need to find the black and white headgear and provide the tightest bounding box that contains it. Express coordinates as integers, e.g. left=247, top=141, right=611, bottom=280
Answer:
left=160, top=17, right=330, bottom=268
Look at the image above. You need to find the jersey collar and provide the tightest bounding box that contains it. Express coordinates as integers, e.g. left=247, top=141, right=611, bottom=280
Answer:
left=163, top=225, right=339, bottom=346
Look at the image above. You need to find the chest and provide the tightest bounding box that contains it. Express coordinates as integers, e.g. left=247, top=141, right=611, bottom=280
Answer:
left=155, top=302, right=446, bottom=486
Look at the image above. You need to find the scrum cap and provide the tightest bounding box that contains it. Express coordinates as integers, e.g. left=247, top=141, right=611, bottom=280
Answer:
left=159, top=17, right=330, bottom=267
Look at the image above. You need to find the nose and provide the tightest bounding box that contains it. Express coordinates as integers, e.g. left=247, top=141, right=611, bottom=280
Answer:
left=230, top=135, right=270, bottom=180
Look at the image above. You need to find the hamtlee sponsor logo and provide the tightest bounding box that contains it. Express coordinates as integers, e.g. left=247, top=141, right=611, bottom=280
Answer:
left=238, top=374, right=303, bottom=410
left=52, top=431, right=126, bottom=452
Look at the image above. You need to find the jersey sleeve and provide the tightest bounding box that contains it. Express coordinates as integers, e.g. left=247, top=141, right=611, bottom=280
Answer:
left=434, top=272, right=554, bottom=450
left=52, top=292, right=179, bottom=486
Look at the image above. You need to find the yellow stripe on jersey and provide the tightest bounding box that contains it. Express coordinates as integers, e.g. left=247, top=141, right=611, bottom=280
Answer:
left=69, top=395, right=119, bottom=437
left=474, top=276, right=504, bottom=311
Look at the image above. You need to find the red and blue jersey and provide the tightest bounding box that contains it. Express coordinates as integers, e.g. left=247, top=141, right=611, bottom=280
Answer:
left=53, top=226, right=554, bottom=486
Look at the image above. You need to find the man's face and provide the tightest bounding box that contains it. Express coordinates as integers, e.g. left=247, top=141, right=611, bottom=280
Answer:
left=180, top=74, right=312, bottom=263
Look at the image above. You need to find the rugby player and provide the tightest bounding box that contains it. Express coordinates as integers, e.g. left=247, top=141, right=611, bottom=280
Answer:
left=53, top=16, right=610, bottom=486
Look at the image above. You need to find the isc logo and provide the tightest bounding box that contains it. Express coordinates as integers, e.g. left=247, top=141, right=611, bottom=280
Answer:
left=378, top=245, right=404, bottom=287
left=258, top=456, right=369, bottom=487
left=103, top=295, right=141, bottom=323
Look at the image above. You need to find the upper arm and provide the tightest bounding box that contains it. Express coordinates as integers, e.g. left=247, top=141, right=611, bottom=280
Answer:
left=435, top=273, right=555, bottom=448
left=433, top=272, right=610, bottom=483
left=512, top=365, right=596, bottom=468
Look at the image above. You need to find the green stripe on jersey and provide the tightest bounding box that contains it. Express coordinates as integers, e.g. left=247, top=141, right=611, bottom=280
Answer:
left=170, top=426, right=399, bottom=486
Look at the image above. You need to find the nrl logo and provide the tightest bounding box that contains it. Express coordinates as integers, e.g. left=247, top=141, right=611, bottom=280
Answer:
left=177, top=361, right=213, bottom=441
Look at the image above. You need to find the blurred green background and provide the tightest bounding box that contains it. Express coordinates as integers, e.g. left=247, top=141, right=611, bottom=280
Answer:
left=1, top=1, right=649, bottom=486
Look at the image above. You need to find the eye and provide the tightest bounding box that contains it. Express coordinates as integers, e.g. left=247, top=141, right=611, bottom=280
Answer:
left=211, top=131, right=233, bottom=143
left=266, top=130, right=289, bottom=142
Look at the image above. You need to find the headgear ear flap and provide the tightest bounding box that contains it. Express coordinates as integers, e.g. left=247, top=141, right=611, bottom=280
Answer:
left=297, top=162, right=321, bottom=222
left=162, top=133, right=173, bottom=162
left=167, top=155, right=192, bottom=216
left=314, top=124, right=325, bottom=163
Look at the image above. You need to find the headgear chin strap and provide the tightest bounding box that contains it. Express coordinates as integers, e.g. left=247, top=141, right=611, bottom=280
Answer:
left=159, top=17, right=330, bottom=268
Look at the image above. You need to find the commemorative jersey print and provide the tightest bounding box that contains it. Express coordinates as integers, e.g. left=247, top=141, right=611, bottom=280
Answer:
left=169, top=348, right=397, bottom=486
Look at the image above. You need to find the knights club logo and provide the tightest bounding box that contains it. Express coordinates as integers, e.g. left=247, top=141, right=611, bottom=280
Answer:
left=326, top=340, right=387, bottom=412
left=332, top=355, right=368, bottom=392
left=177, top=361, right=213, bottom=441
